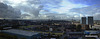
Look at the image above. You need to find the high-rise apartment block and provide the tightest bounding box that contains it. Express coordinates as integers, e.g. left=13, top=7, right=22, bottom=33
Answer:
left=81, top=17, right=86, bottom=25
left=88, top=16, right=94, bottom=26
left=81, top=16, right=94, bottom=26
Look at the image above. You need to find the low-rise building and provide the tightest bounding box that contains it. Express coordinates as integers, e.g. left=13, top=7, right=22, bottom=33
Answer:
left=2, top=29, right=41, bottom=39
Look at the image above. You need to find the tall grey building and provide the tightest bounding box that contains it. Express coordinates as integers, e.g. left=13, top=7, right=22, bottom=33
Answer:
left=81, top=17, right=86, bottom=25
left=88, top=16, right=94, bottom=26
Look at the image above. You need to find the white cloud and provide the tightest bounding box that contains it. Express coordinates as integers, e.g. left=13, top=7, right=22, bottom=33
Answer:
left=49, top=0, right=88, bottom=14
left=70, top=4, right=100, bottom=20
left=93, top=13, right=100, bottom=20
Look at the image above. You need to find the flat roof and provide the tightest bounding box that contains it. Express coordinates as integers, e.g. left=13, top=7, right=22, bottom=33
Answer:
left=2, top=29, right=39, bottom=36
left=85, top=35, right=98, bottom=37
left=68, top=32, right=84, bottom=34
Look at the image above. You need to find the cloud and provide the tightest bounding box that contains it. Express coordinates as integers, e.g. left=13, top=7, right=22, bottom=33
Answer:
left=93, top=13, right=100, bottom=20
left=68, top=0, right=100, bottom=5
left=21, top=14, right=30, bottom=19
left=70, top=4, right=100, bottom=20
left=0, top=3, right=21, bottom=19
left=44, top=0, right=87, bottom=14
left=40, top=13, right=74, bottom=20
left=0, top=0, right=62, bottom=18
left=0, top=0, right=43, bottom=17
left=6, top=0, right=63, bottom=19
left=13, top=0, right=43, bottom=17
left=1, top=0, right=99, bottom=20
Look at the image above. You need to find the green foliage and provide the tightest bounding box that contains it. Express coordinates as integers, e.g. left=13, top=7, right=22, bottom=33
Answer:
left=0, top=33, right=18, bottom=39
left=76, top=25, right=82, bottom=31
left=64, top=36, right=68, bottom=39
left=0, top=37, right=7, bottom=39
left=21, top=37, right=26, bottom=39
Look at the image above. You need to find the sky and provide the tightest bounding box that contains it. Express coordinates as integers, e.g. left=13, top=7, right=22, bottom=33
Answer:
left=0, top=0, right=100, bottom=20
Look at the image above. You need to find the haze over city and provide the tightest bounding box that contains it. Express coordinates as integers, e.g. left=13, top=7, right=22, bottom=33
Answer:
left=0, top=0, right=100, bottom=20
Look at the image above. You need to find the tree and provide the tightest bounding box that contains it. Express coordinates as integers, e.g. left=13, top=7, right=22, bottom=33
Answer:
left=64, top=36, right=68, bottom=39
left=76, top=25, right=82, bottom=32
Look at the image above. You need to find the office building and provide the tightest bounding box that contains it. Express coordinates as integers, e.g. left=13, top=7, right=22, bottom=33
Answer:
left=81, top=17, right=86, bottom=25
left=88, top=16, right=94, bottom=26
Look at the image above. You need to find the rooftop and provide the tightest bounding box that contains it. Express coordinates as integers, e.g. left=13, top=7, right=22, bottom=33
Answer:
left=2, top=29, right=39, bottom=36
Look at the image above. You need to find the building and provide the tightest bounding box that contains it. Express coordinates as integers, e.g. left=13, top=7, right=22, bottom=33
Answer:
left=67, top=32, right=84, bottom=39
left=92, top=25, right=100, bottom=29
left=85, top=30, right=100, bottom=39
left=2, top=29, right=41, bottom=39
left=60, top=32, right=84, bottom=39
left=88, top=16, right=94, bottom=26
left=81, top=16, right=94, bottom=29
left=81, top=17, right=86, bottom=25
left=82, top=25, right=90, bottom=30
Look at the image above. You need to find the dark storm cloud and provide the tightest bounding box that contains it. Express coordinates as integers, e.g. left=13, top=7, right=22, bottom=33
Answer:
left=0, top=3, right=21, bottom=19
left=0, top=0, right=44, bottom=18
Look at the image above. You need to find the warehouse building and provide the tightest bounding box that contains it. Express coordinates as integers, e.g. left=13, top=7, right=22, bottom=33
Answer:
left=2, top=29, right=41, bottom=39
